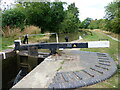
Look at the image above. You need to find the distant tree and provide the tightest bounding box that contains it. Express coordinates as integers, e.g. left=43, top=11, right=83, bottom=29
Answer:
left=59, top=3, right=80, bottom=33
left=98, top=19, right=106, bottom=30
left=88, top=20, right=99, bottom=29
left=80, top=17, right=92, bottom=29
left=67, top=3, right=79, bottom=21
left=60, top=11, right=79, bottom=33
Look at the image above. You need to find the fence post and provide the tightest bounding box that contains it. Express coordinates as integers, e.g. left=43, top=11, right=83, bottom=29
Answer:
left=56, top=33, right=59, bottom=43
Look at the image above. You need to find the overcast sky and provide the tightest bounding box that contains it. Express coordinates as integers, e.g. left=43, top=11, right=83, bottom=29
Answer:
left=61, top=0, right=114, bottom=21
left=1, top=0, right=114, bottom=21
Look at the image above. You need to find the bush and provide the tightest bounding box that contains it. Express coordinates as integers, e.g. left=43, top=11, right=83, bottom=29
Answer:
left=2, top=8, right=25, bottom=30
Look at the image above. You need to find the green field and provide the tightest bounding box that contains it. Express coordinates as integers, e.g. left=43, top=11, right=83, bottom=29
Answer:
left=80, top=30, right=119, bottom=88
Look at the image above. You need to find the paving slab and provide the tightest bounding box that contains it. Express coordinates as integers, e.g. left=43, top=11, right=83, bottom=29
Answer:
left=48, top=51, right=117, bottom=88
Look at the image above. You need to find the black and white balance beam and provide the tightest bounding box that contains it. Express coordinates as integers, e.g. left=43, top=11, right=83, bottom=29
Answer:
left=14, top=40, right=110, bottom=50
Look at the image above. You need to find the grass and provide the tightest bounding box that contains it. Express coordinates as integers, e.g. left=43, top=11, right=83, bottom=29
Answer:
left=83, top=72, right=119, bottom=88
left=1, top=35, right=50, bottom=51
left=28, top=35, right=49, bottom=43
left=1, top=25, right=42, bottom=51
left=60, top=61, right=64, bottom=64
left=94, top=29, right=120, bottom=40
left=57, top=66, right=62, bottom=71
left=80, top=30, right=119, bottom=88
left=81, top=31, right=119, bottom=62
left=1, top=36, right=15, bottom=51
left=56, top=61, right=65, bottom=72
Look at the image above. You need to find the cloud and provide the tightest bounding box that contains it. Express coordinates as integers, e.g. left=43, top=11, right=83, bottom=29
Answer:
left=1, top=0, right=15, bottom=10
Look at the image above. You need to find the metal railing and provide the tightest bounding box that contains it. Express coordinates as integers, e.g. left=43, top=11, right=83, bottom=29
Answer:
left=19, top=33, right=59, bottom=44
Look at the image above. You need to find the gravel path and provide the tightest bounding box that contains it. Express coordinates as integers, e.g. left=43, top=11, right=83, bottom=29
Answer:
left=94, top=30, right=120, bottom=42
left=105, top=34, right=120, bottom=42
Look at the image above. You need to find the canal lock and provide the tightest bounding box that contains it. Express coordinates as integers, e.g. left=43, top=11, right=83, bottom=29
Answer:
left=1, top=48, right=49, bottom=90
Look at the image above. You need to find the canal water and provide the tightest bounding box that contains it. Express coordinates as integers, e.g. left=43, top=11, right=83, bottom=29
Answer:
left=2, top=52, right=46, bottom=90
left=2, top=52, right=18, bottom=90
left=48, top=31, right=84, bottom=42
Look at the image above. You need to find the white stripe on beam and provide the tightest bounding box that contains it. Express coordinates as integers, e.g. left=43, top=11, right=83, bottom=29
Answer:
left=88, top=41, right=110, bottom=48
left=0, top=52, right=6, bottom=59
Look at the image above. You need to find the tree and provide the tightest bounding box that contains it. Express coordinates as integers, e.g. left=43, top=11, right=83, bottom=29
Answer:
left=67, top=3, right=79, bottom=21
left=105, top=0, right=119, bottom=20
left=59, top=3, right=80, bottom=33
left=2, top=8, right=26, bottom=30
left=24, top=2, right=66, bottom=33
left=24, top=2, right=51, bottom=32
left=2, top=2, right=81, bottom=33
left=98, top=19, right=106, bottom=30
left=104, top=0, right=120, bottom=33
left=48, top=2, right=66, bottom=32
left=80, top=17, right=92, bottom=29
left=111, top=17, right=120, bottom=33
left=88, top=19, right=105, bottom=30
left=60, top=11, right=79, bottom=33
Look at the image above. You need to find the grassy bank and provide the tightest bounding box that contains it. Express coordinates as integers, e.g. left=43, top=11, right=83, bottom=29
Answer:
left=93, top=29, right=120, bottom=40
left=1, top=26, right=46, bottom=51
left=80, top=30, right=119, bottom=88
left=1, top=37, right=15, bottom=50
left=1, top=35, right=50, bottom=51
left=1, top=28, right=87, bottom=51
left=81, top=31, right=119, bottom=62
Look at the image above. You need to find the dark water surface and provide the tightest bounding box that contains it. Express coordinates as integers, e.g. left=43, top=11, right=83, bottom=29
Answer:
left=48, top=32, right=83, bottom=42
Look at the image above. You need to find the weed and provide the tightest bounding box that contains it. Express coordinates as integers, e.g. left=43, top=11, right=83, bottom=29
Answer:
left=57, top=66, right=62, bottom=71
left=60, top=61, right=64, bottom=64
